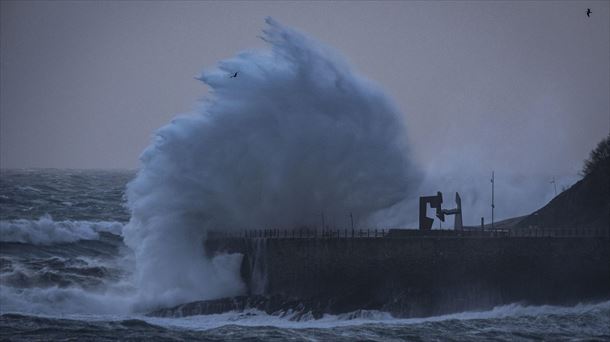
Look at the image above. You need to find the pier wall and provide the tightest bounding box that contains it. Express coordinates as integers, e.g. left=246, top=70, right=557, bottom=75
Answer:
left=205, top=234, right=610, bottom=316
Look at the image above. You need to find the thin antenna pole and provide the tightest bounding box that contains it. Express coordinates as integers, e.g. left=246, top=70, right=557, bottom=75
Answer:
left=321, top=212, right=325, bottom=230
left=551, top=177, right=557, bottom=196
left=350, top=212, right=354, bottom=230
left=491, top=171, right=495, bottom=230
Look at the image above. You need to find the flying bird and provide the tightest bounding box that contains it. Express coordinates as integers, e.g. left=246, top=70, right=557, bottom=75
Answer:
left=586, top=8, right=591, bottom=17
left=229, top=72, right=239, bottom=78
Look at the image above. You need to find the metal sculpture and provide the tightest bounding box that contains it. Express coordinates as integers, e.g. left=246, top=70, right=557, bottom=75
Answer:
left=419, top=192, right=463, bottom=230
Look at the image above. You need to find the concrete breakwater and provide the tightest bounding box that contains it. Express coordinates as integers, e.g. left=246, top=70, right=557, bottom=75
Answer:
left=204, top=230, right=610, bottom=317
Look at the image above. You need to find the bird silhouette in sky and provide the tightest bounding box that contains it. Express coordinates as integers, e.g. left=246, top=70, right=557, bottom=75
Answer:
left=586, top=8, right=591, bottom=17
left=229, top=72, right=239, bottom=78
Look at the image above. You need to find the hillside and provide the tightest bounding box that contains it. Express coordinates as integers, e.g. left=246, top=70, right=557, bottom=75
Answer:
left=517, top=135, right=609, bottom=230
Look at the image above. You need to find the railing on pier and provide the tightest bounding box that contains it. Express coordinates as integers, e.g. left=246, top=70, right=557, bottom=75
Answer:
left=243, top=228, right=388, bottom=239
left=207, top=226, right=610, bottom=240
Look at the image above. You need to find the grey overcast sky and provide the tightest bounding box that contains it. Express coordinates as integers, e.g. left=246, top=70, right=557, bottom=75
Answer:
left=1, top=1, right=608, bottom=174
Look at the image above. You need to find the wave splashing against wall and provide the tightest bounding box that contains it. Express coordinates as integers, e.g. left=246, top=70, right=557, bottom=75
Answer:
left=123, top=18, right=420, bottom=309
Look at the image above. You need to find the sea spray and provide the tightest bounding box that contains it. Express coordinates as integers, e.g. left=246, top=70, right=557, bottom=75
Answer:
left=123, top=18, right=420, bottom=309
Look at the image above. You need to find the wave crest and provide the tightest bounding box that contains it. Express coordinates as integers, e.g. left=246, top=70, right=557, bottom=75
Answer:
left=0, top=215, right=123, bottom=245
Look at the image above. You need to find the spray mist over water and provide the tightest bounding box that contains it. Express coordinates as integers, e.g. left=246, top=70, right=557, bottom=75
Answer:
left=123, top=18, right=421, bottom=309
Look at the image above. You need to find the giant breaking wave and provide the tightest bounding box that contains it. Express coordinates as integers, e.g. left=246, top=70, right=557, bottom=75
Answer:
left=124, top=18, right=420, bottom=309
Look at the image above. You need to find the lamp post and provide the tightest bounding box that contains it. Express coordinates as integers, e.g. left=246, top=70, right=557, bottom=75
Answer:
left=491, top=171, right=495, bottom=230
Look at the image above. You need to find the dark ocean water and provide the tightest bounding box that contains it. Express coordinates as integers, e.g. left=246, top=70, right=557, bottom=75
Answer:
left=1, top=169, right=609, bottom=341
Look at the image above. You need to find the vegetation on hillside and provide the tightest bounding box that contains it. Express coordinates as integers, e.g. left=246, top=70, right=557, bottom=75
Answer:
left=581, top=134, right=610, bottom=177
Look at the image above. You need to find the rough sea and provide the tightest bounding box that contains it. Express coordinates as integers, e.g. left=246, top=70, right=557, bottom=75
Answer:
left=1, top=169, right=609, bottom=341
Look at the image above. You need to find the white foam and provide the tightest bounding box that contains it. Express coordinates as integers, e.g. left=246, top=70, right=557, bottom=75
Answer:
left=0, top=283, right=135, bottom=316
left=0, top=215, right=124, bottom=245
left=142, top=300, right=610, bottom=331
left=4, top=299, right=608, bottom=332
